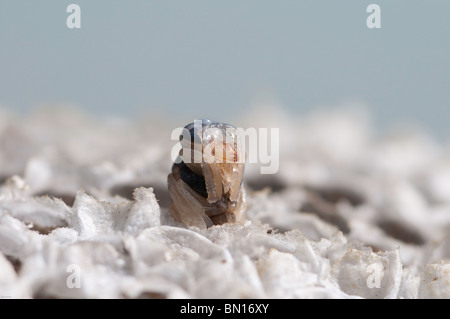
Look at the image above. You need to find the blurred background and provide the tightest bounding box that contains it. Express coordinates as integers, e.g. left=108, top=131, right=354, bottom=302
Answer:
left=0, top=0, right=449, bottom=139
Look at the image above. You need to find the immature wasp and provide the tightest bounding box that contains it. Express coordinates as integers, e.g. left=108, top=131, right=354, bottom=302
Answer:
left=168, top=120, right=246, bottom=228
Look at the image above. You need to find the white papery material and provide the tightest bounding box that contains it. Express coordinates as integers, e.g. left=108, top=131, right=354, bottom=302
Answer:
left=0, top=107, right=449, bottom=298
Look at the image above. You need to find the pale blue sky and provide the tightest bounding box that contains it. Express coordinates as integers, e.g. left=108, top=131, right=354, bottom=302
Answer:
left=0, top=1, right=449, bottom=138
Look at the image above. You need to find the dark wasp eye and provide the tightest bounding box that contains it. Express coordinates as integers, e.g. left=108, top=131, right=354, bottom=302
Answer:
left=176, top=162, right=208, bottom=198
